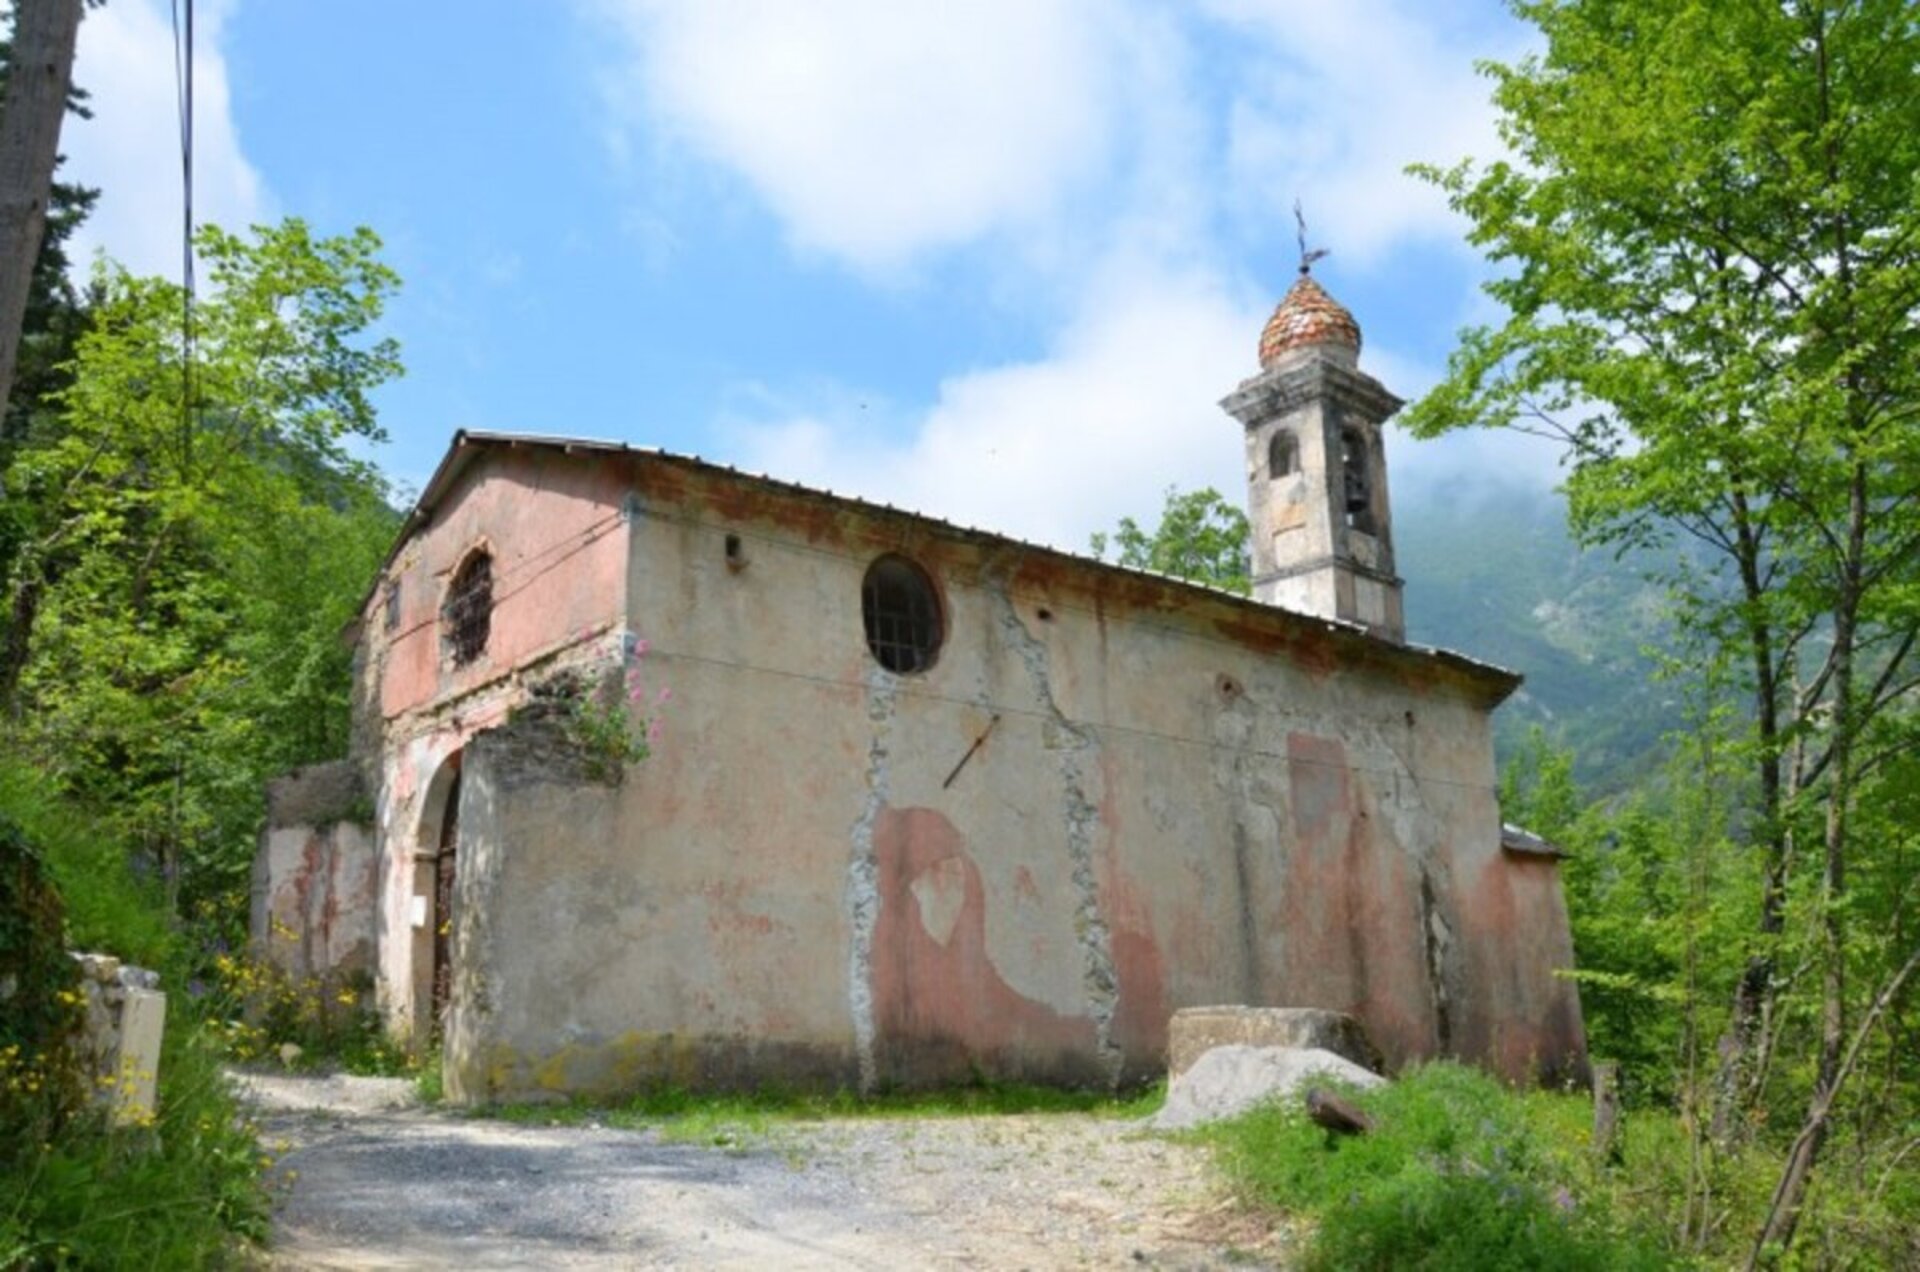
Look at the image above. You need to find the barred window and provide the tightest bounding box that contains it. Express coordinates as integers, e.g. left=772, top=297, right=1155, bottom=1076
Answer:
left=861, top=555, right=942, bottom=675
left=444, top=551, right=492, bottom=666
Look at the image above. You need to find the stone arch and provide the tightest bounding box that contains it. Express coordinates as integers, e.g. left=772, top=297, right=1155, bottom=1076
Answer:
left=1340, top=426, right=1377, bottom=534
left=1268, top=428, right=1299, bottom=478
left=411, top=751, right=463, bottom=1047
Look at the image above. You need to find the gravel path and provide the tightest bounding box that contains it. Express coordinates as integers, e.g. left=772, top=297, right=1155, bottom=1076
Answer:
left=238, top=1072, right=1280, bottom=1270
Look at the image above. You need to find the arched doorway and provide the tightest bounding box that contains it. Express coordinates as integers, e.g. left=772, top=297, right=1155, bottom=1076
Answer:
left=430, top=769, right=460, bottom=1037
left=413, top=753, right=462, bottom=1048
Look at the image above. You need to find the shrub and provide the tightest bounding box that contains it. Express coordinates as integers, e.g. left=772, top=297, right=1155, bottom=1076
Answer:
left=0, top=765, right=270, bottom=1266
left=1305, top=1165, right=1666, bottom=1271
left=1199, top=1063, right=1671, bottom=1269
left=0, top=1001, right=271, bottom=1268
left=0, top=816, right=89, bottom=1167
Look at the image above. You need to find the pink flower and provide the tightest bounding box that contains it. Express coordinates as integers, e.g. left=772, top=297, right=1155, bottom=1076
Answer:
left=632, top=638, right=650, bottom=658
left=656, top=687, right=672, bottom=705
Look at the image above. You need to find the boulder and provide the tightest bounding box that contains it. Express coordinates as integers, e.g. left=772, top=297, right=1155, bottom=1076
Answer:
left=1150, top=1044, right=1385, bottom=1131
left=1167, top=1006, right=1383, bottom=1079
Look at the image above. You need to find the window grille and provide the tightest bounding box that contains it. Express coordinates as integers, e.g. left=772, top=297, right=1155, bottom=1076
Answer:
left=444, top=552, right=492, bottom=665
left=862, top=555, right=942, bottom=674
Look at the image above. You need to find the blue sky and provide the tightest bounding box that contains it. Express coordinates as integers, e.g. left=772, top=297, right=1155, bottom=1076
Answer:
left=62, top=0, right=1562, bottom=550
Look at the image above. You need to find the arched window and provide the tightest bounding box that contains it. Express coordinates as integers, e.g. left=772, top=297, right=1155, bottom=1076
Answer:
left=1341, top=428, right=1376, bottom=532
left=861, top=555, right=943, bottom=674
left=444, top=550, right=493, bottom=665
left=1268, top=429, right=1299, bottom=478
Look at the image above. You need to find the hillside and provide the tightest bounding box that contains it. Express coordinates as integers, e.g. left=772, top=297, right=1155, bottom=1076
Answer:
left=1396, top=482, right=1682, bottom=795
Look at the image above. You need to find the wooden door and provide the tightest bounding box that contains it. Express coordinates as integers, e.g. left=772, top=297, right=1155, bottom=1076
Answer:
left=431, top=772, right=460, bottom=1038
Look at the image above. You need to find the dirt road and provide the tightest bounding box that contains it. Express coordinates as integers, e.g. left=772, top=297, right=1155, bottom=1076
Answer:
left=239, top=1072, right=1279, bottom=1270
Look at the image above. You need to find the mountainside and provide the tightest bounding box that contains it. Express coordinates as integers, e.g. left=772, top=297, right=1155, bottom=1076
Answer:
left=1395, top=482, right=1682, bottom=795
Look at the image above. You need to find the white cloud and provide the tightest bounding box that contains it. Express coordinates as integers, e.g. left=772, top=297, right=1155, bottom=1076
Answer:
left=725, top=268, right=1560, bottom=554
left=1202, top=0, right=1525, bottom=267
left=590, top=0, right=1140, bottom=274
left=61, top=0, right=267, bottom=279
left=597, top=2, right=1551, bottom=544
left=728, top=259, right=1264, bottom=550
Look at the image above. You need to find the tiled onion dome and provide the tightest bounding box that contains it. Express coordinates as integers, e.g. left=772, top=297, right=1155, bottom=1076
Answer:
left=1258, top=272, right=1361, bottom=368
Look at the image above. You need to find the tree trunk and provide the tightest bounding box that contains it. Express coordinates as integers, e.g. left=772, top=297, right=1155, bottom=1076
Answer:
left=0, top=0, right=85, bottom=410
left=1710, top=485, right=1789, bottom=1144
left=1748, top=943, right=1920, bottom=1271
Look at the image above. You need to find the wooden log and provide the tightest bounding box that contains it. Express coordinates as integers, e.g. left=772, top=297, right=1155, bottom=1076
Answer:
left=1305, top=1087, right=1373, bottom=1136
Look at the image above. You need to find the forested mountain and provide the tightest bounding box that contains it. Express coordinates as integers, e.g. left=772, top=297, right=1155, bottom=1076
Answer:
left=1396, top=481, right=1681, bottom=795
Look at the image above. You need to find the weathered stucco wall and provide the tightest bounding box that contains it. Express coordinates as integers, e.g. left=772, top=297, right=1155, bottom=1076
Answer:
left=251, top=761, right=375, bottom=987
left=353, top=443, right=633, bottom=1043
left=431, top=454, right=1585, bottom=1101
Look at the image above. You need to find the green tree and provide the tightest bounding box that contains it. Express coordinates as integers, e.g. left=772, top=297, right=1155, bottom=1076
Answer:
left=1090, top=485, right=1250, bottom=594
left=1, top=218, right=401, bottom=913
left=1406, top=0, right=1920, bottom=1258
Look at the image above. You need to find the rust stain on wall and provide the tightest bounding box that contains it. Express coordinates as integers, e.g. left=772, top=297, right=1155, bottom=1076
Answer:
left=1464, top=855, right=1588, bottom=1084
left=1098, top=864, right=1169, bottom=1071
left=869, top=806, right=1097, bottom=1085
left=1282, top=732, right=1432, bottom=1066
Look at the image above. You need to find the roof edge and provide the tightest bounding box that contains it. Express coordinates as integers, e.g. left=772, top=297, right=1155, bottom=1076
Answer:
left=359, top=430, right=1523, bottom=706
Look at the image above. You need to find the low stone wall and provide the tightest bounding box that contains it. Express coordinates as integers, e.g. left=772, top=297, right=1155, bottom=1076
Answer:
left=71, top=952, right=166, bottom=1127
left=252, top=760, right=376, bottom=986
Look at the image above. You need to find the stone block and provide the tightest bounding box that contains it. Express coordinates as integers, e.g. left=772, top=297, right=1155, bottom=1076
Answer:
left=111, top=987, right=165, bottom=1127
left=1167, top=1006, right=1383, bottom=1079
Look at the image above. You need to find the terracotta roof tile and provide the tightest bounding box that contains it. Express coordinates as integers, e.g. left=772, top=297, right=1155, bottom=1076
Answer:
left=1258, top=273, right=1361, bottom=367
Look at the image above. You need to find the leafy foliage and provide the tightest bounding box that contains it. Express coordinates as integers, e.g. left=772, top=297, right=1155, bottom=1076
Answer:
left=1090, top=485, right=1250, bottom=594
left=0, top=816, right=87, bottom=1151
left=1408, top=0, right=1920, bottom=1255
left=0, top=763, right=270, bottom=1267
left=0, top=219, right=401, bottom=915
left=0, top=1010, right=271, bottom=1269
left=563, top=638, right=670, bottom=784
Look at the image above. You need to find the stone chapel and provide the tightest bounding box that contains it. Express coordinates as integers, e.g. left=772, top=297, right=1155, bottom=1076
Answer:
left=253, top=268, right=1587, bottom=1102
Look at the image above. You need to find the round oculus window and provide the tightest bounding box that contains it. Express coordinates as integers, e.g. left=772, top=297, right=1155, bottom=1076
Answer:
left=861, top=555, right=943, bottom=674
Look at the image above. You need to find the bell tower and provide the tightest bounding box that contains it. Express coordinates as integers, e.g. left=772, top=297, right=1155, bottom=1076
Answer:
left=1220, top=257, right=1404, bottom=641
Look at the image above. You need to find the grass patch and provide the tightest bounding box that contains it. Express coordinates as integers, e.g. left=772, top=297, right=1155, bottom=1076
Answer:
left=1197, top=1062, right=1672, bottom=1269
left=0, top=759, right=176, bottom=973
left=0, top=760, right=271, bottom=1267
left=0, top=980, right=271, bottom=1268
left=482, top=1076, right=1165, bottom=1144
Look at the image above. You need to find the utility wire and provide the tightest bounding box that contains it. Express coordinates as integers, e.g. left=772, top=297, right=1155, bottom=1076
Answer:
left=169, top=0, right=195, bottom=468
